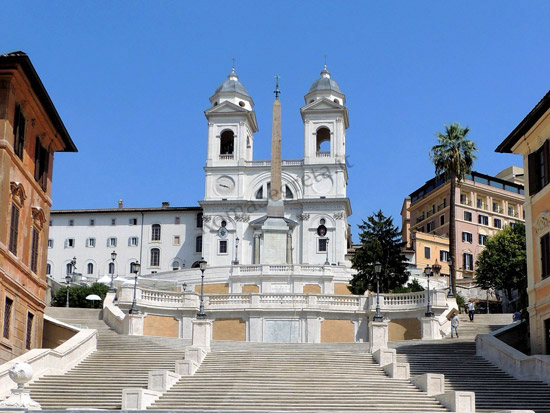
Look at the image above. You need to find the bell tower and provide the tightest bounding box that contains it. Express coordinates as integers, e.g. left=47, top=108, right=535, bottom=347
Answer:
left=204, top=68, right=258, bottom=168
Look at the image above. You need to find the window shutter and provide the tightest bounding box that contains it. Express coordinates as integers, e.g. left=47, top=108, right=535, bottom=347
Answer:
left=528, top=150, right=537, bottom=195
left=544, top=139, right=550, bottom=187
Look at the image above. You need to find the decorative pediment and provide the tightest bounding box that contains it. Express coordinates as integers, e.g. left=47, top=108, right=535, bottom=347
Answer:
left=9, top=181, right=27, bottom=206
left=301, top=97, right=343, bottom=111
left=205, top=101, right=249, bottom=114
left=535, top=211, right=550, bottom=235
left=31, top=206, right=46, bottom=230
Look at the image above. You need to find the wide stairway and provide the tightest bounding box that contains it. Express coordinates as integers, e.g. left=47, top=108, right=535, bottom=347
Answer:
left=456, top=313, right=513, bottom=339
left=28, top=308, right=189, bottom=409
left=391, top=339, right=550, bottom=413
left=150, top=341, right=447, bottom=412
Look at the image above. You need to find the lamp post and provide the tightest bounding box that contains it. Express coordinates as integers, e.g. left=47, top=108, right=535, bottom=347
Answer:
left=65, top=257, right=76, bottom=308
left=181, top=282, right=187, bottom=292
left=130, top=261, right=140, bottom=314
left=233, top=237, right=239, bottom=265
left=447, top=258, right=454, bottom=298
left=373, top=262, right=383, bottom=322
left=197, top=258, right=207, bottom=319
left=424, top=264, right=434, bottom=317
left=109, top=250, right=117, bottom=292
left=324, top=238, right=330, bottom=265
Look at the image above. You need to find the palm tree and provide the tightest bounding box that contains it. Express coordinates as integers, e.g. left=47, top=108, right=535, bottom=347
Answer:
left=430, top=123, right=477, bottom=296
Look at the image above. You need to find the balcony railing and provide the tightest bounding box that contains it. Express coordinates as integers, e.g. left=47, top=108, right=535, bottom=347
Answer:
left=316, top=151, right=331, bottom=158
left=460, top=199, right=472, bottom=206
left=219, top=154, right=234, bottom=160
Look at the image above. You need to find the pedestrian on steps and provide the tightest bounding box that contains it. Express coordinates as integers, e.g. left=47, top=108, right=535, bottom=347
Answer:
left=467, top=300, right=475, bottom=322
left=451, top=313, right=459, bottom=338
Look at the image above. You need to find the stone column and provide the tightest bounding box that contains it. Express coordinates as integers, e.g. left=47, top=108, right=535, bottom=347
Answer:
left=286, top=231, right=292, bottom=264
left=254, top=234, right=261, bottom=264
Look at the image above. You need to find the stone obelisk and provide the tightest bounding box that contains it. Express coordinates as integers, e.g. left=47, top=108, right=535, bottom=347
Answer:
left=261, top=76, right=289, bottom=264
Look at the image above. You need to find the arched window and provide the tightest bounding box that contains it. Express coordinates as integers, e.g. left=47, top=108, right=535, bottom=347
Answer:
left=255, top=186, right=263, bottom=199
left=46, top=263, right=51, bottom=275
left=220, top=130, right=234, bottom=156
left=316, top=127, right=331, bottom=155
left=285, top=185, right=294, bottom=199
left=108, top=262, right=115, bottom=274
left=196, top=212, right=203, bottom=228
left=192, top=261, right=201, bottom=268
left=66, top=263, right=72, bottom=275
left=172, top=260, right=180, bottom=270
left=195, top=236, right=202, bottom=253
left=150, top=248, right=160, bottom=267
left=87, top=263, right=94, bottom=275
left=151, top=224, right=161, bottom=241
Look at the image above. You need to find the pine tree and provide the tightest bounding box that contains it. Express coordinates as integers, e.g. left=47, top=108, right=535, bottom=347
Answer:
left=349, top=210, right=409, bottom=294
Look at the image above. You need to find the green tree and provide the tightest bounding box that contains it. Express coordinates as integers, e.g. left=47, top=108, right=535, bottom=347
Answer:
left=430, top=123, right=478, bottom=296
left=52, top=283, right=109, bottom=308
left=349, top=210, right=409, bottom=294
left=475, top=224, right=527, bottom=312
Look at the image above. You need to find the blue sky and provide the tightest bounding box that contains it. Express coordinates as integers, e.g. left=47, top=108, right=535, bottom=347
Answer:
left=3, top=2, right=550, bottom=240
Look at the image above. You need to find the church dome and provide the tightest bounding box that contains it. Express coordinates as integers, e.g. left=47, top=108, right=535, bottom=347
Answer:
left=214, top=68, right=250, bottom=97
left=308, top=65, right=341, bottom=94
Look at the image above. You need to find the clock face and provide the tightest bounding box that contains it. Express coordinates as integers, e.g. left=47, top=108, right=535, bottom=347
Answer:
left=215, top=176, right=235, bottom=196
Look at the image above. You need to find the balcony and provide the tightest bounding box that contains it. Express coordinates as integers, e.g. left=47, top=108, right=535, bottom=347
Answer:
left=437, top=203, right=447, bottom=211
left=219, top=154, right=234, bottom=160
left=460, top=199, right=472, bottom=206
left=316, top=151, right=331, bottom=158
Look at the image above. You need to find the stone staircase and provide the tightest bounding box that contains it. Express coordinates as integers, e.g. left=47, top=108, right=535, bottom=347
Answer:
left=391, top=340, right=550, bottom=413
left=456, top=313, right=513, bottom=339
left=150, top=341, right=448, bottom=412
left=28, top=308, right=190, bottom=409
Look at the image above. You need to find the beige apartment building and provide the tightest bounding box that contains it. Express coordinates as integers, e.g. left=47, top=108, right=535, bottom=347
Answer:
left=402, top=167, right=525, bottom=284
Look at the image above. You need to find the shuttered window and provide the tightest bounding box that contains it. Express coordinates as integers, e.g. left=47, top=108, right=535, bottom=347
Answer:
left=542, top=233, right=550, bottom=280
left=3, top=298, right=13, bottom=339
left=30, top=228, right=39, bottom=273
left=9, top=204, right=19, bottom=255
left=25, top=313, right=34, bottom=350
left=13, top=104, right=26, bottom=159
left=528, top=140, right=550, bottom=195
left=34, top=137, right=49, bottom=191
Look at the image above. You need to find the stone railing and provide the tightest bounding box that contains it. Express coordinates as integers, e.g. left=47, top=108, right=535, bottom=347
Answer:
left=0, top=319, right=97, bottom=398
left=205, top=293, right=363, bottom=310
left=231, top=264, right=338, bottom=277
left=367, top=290, right=447, bottom=312
left=476, top=322, right=550, bottom=385
left=245, top=159, right=304, bottom=167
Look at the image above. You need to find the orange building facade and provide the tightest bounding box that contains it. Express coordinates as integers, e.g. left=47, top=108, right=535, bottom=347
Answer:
left=0, top=52, right=76, bottom=363
left=497, top=90, right=550, bottom=354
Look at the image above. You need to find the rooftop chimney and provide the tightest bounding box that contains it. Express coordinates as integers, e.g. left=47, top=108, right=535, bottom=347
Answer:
left=118, top=199, right=123, bottom=209
left=161, top=201, right=170, bottom=209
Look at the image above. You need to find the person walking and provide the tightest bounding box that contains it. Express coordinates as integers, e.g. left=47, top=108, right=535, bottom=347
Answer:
left=467, top=300, right=475, bottom=322
left=451, top=313, right=459, bottom=338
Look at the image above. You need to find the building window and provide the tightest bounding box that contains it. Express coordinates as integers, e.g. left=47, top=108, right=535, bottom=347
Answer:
left=65, top=238, right=75, bottom=248
left=129, top=218, right=137, bottom=225
left=462, top=232, right=473, bottom=243
left=494, top=218, right=502, bottom=229
left=492, top=201, right=501, bottom=213
left=66, top=263, right=72, bottom=275
left=46, top=263, right=51, bottom=275
left=479, top=234, right=488, bottom=245
left=173, top=235, right=180, bottom=245
left=541, top=233, right=550, bottom=280
left=9, top=204, right=19, bottom=255
left=48, top=239, right=53, bottom=248
left=478, top=215, right=489, bottom=226
left=3, top=297, right=13, bottom=339
left=151, top=224, right=161, bottom=241
left=219, top=240, right=228, bottom=254
left=528, top=139, right=549, bottom=195
left=30, top=228, right=39, bottom=273
left=440, top=250, right=449, bottom=262
left=460, top=193, right=470, bottom=205
left=318, top=238, right=328, bottom=252
left=13, top=104, right=26, bottom=160
left=129, top=237, right=139, bottom=247
left=25, top=312, right=34, bottom=350
left=86, top=238, right=96, bottom=248
left=463, top=253, right=474, bottom=271
left=424, top=246, right=431, bottom=259
left=69, top=219, right=74, bottom=226
left=477, top=197, right=486, bottom=209
left=175, top=216, right=180, bottom=225
left=440, top=214, right=445, bottom=226
left=87, top=263, right=94, bottom=275
left=464, top=211, right=472, bottom=222
left=107, top=237, right=117, bottom=247
left=427, top=221, right=435, bottom=232
left=111, top=218, right=116, bottom=226
left=220, top=130, right=235, bottom=156
left=508, top=205, right=516, bottom=217
left=150, top=248, right=160, bottom=266
left=108, top=262, right=115, bottom=275
left=89, top=219, right=95, bottom=226
left=34, top=137, right=49, bottom=191
left=196, top=213, right=203, bottom=228
left=196, top=236, right=202, bottom=253
left=316, top=127, right=331, bottom=155
left=172, top=260, right=180, bottom=270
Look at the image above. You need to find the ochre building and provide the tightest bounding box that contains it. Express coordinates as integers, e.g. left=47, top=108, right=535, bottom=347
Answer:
left=0, top=51, right=76, bottom=363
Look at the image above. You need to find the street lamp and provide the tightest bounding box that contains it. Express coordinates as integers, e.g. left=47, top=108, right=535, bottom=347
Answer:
left=130, top=261, right=140, bottom=314
left=424, top=264, right=434, bottom=317
left=233, top=237, right=239, bottom=265
left=324, top=238, right=330, bottom=265
left=181, top=282, right=187, bottom=292
left=197, top=258, right=207, bottom=319
left=373, top=262, right=383, bottom=322
left=65, top=257, right=76, bottom=307
left=447, top=258, right=454, bottom=298
left=109, top=250, right=117, bottom=292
